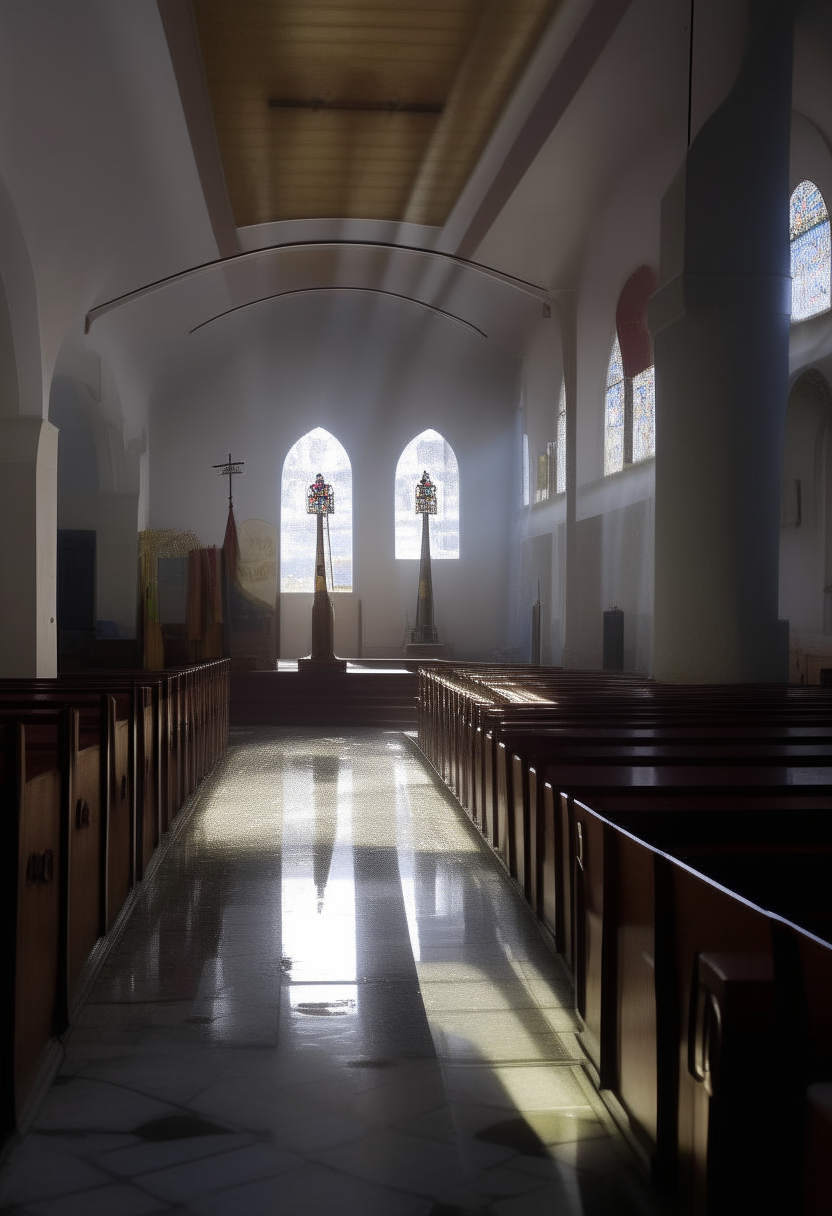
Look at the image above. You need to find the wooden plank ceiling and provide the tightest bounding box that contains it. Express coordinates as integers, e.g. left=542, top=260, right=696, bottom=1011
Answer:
left=192, top=0, right=558, bottom=228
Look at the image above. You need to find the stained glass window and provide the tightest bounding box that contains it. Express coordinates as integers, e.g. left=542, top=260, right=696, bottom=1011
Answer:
left=556, top=379, right=566, bottom=494
left=534, top=452, right=549, bottom=503
left=522, top=432, right=530, bottom=506
left=307, top=473, right=334, bottom=514
left=790, top=180, right=831, bottom=323
left=415, top=471, right=437, bottom=513
left=281, top=428, right=352, bottom=592
left=632, top=364, right=655, bottom=462
left=395, top=429, right=459, bottom=559
left=604, top=335, right=625, bottom=475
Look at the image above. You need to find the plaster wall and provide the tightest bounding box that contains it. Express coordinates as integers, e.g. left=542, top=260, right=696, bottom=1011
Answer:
left=56, top=494, right=139, bottom=639
left=509, top=131, right=673, bottom=673
left=779, top=372, right=832, bottom=634
left=149, top=296, right=519, bottom=659
left=0, top=417, right=57, bottom=676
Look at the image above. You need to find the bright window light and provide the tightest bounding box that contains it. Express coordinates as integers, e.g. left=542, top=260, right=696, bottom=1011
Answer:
left=395, top=429, right=459, bottom=559
left=281, top=427, right=352, bottom=592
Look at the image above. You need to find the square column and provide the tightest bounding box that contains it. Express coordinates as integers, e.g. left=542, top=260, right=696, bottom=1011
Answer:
left=0, top=417, right=58, bottom=676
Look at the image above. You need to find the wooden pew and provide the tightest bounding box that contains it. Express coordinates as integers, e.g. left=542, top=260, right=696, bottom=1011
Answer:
left=416, top=667, right=832, bottom=1213
left=567, top=798, right=832, bottom=1215
left=0, top=660, right=230, bottom=1144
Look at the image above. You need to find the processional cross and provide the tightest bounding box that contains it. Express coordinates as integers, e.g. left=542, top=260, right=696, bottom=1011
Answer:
left=212, top=452, right=245, bottom=509
left=412, top=470, right=439, bottom=645
left=298, top=471, right=345, bottom=670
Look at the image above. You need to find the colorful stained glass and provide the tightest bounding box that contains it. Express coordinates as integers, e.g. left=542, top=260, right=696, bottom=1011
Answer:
left=605, top=381, right=624, bottom=474
left=606, top=333, right=623, bottom=389
left=790, top=181, right=830, bottom=323
left=632, top=365, right=655, bottom=463
left=395, top=429, right=459, bottom=559
left=415, top=470, right=437, bottom=514
left=522, top=432, right=530, bottom=507
left=790, top=180, right=828, bottom=240
left=281, top=428, right=352, bottom=593
left=556, top=379, right=566, bottom=494
left=604, top=335, right=625, bottom=475
left=307, top=472, right=334, bottom=514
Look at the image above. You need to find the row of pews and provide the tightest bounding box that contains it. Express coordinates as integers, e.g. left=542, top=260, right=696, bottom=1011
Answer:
left=418, top=665, right=832, bottom=1216
left=0, top=660, right=230, bottom=1141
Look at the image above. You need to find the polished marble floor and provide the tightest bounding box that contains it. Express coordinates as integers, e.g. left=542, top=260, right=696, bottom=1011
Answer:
left=0, top=729, right=660, bottom=1216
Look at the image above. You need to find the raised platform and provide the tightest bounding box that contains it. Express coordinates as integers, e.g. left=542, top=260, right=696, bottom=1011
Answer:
left=232, top=663, right=419, bottom=727
left=297, top=656, right=348, bottom=673
left=405, top=643, right=451, bottom=659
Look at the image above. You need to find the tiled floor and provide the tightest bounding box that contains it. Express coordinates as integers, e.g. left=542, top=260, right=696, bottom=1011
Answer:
left=0, top=729, right=660, bottom=1215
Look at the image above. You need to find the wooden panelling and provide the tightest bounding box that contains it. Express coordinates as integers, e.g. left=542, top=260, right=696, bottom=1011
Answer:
left=15, top=756, right=62, bottom=1112
left=191, top=0, right=558, bottom=226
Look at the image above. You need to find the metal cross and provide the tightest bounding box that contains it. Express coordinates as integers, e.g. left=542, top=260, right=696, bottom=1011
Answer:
left=212, top=452, right=245, bottom=509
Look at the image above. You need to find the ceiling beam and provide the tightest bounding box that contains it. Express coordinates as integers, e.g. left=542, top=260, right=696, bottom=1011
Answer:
left=157, top=0, right=239, bottom=258
left=454, top=0, right=633, bottom=258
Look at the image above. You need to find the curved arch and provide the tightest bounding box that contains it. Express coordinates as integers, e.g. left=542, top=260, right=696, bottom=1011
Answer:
left=394, top=429, right=459, bottom=559
left=85, top=240, right=549, bottom=332
left=790, top=180, right=831, bottom=322
left=281, top=428, right=352, bottom=592
left=605, top=266, right=658, bottom=475
left=189, top=287, right=487, bottom=340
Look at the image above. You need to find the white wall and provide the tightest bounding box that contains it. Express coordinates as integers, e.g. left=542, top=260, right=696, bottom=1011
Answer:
left=149, top=294, right=520, bottom=659
left=509, top=129, right=678, bottom=673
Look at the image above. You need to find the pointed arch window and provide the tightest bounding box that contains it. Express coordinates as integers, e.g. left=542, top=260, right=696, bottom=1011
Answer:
left=604, top=266, right=657, bottom=475
left=604, top=335, right=626, bottom=475
left=281, top=427, right=352, bottom=592
left=395, top=429, right=459, bottom=559
left=790, top=180, right=831, bottom=322
left=556, top=379, right=566, bottom=494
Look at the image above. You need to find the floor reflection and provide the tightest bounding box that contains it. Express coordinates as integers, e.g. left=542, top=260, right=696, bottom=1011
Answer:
left=0, top=728, right=660, bottom=1216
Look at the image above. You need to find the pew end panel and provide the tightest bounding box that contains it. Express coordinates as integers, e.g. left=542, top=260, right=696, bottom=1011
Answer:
left=13, top=728, right=63, bottom=1121
left=540, top=782, right=558, bottom=942
left=615, top=831, right=659, bottom=1164
left=804, top=1082, right=832, bottom=1216
left=571, top=802, right=610, bottom=1078
left=495, top=742, right=514, bottom=876
left=527, top=766, right=543, bottom=916
left=671, top=869, right=775, bottom=1216
left=66, top=710, right=104, bottom=1006
left=106, top=698, right=133, bottom=930
left=510, top=753, right=531, bottom=901
left=483, top=731, right=497, bottom=849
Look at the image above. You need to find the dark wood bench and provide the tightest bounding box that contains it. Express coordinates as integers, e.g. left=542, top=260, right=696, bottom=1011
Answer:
left=0, top=660, right=230, bottom=1143
left=415, top=666, right=832, bottom=1213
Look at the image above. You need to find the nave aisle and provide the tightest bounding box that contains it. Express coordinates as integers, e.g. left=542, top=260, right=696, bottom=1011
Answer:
left=0, top=729, right=658, bottom=1216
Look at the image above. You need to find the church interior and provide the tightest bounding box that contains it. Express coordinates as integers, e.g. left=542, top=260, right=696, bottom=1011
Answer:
left=0, top=1, right=831, bottom=1214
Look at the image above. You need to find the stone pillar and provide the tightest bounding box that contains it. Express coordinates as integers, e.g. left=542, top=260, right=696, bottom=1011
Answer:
left=650, top=0, right=794, bottom=682
left=311, top=511, right=334, bottom=661
left=413, top=511, right=438, bottom=644
left=559, top=292, right=579, bottom=668
left=0, top=417, right=58, bottom=677
left=299, top=511, right=346, bottom=671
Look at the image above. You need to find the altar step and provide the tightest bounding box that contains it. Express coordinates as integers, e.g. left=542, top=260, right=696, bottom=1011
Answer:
left=231, top=667, right=418, bottom=728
